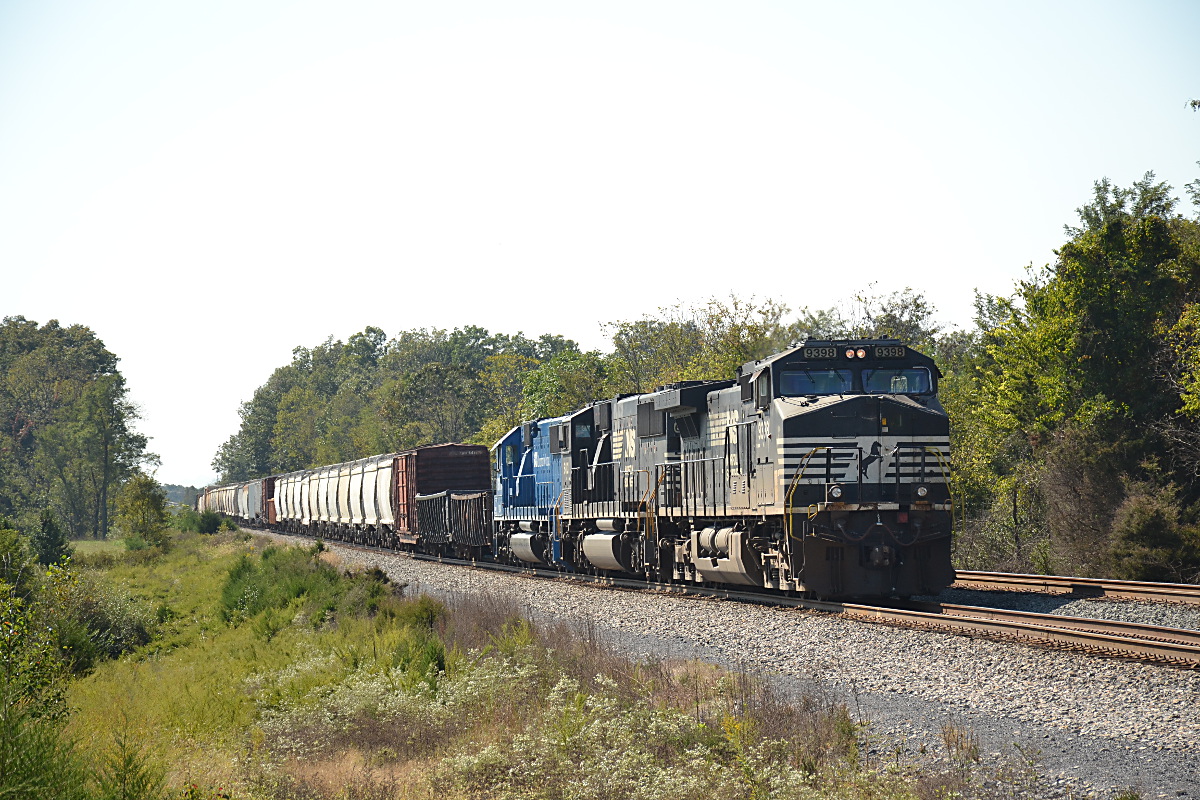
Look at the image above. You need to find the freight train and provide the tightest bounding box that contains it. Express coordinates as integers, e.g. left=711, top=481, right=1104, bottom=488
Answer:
left=200, top=339, right=955, bottom=598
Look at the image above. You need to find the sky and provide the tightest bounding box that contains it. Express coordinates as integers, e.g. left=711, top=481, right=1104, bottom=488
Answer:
left=2, top=0, right=1198, bottom=488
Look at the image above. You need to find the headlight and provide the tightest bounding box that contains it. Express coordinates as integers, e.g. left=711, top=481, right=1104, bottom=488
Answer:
left=855, top=348, right=867, bottom=359
left=829, top=485, right=843, bottom=499
left=844, top=348, right=856, bottom=359
left=916, top=485, right=928, bottom=497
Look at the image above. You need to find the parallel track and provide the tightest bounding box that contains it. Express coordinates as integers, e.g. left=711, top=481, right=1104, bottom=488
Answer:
left=954, top=570, right=1200, bottom=605
left=259, top=531, right=1200, bottom=669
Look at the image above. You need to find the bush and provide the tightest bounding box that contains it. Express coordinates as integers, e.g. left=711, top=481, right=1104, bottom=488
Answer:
left=198, top=510, right=221, bottom=534
left=114, top=473, right=171, bottom=550
left=0, top=590, right=92, bottom=800
left=1109, top=483, right=1200, bottom=581
left=174, top=507, right=221, bottom=535
left=43, top=565, right=156, bottom=674
left=172, top=507, right=201, bottom=533
left=94, top=720, right=166, bottom=800
left=0, top=685, right=91, bottom=800
left=0, top=520, right=38, bottom=598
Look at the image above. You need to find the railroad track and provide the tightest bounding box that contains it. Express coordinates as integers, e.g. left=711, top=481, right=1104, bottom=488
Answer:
left=881, top=600, right=1200, bottom=668
left=256, top=530, right=1200, bottom=669
left=954, top=570, right=1200, bottom=605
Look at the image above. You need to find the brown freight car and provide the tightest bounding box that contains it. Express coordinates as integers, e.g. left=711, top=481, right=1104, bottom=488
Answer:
left=394, top=443, right=491, bottom=546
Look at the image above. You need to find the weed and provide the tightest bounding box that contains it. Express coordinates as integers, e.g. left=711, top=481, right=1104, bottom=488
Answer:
left=941, top=716, right=981, bottom=767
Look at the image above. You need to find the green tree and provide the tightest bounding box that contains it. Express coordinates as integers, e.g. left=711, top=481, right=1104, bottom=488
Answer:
left=522, top=350, right=609, bottom=419
left=473, top=353, right=541, bottom=446
left=949, top=171, right=1200, bottom=578
left=213, top=324, right=587, bottom=476
left=113, top=473, right=170, bottom=549
left=782, top=286, right=943, bottom=352
left=271, top=385, right=322, bottom=470
left=605, top=295, right=790, bottom=392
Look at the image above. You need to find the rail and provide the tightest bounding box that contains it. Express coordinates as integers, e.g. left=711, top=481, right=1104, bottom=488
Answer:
left=954, top=571, right=1200, bottom=605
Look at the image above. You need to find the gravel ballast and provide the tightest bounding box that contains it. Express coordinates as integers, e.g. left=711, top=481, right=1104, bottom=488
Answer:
left=267, top=534, right=1200, bottom=798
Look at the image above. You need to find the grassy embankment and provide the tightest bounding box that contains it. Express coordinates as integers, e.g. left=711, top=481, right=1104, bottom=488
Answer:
left=65, top=531, right=1051, bottom=799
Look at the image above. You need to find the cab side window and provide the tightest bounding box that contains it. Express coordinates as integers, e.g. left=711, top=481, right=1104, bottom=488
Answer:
left=754, top=371, right=771, bottom=409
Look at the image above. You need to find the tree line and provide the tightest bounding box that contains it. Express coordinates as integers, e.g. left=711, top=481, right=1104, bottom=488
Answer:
left=214, top=171, right=1200, bottom=582
left=210, top=291, right=933, bottom=481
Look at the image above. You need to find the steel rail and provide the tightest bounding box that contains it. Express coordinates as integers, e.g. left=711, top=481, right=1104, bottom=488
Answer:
left=903, top=601, right=1200, bottom=648
left=842, top=602, right=1200, bottom=668
left=253, top=530, right=1200, bottom=668
left=954, top=571, right=1200, bottom=605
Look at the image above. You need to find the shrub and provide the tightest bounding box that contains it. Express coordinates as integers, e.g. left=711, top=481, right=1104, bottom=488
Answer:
left=172, top=507, right=201, bottom=533
left=0, top=521, right=38, bottom=598
left=198, top=510, right=221, bottom=534
left=175, top=507, right=221, bottom=535
left=219, top=545, right=401, bottom=628
left=0, top=589, right=91, bottom=800
left=1109, top=482, right=1200, bottom=581
left=43, top=564, right=156, bottom=674
left=94, top=719, right=166, bottom=800
left=0, top=685, right=91, bottom=800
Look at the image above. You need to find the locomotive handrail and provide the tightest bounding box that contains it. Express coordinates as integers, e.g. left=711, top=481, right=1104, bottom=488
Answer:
left=637, top=467, right=663, bottom=512
left=549, top=487, right=568, bottom=553
left=784, top=447, right=829, bottom=541
left=619, top=468, right=651, bottom=514
left=642, top=467, right=669, bottom=540
left=569, top=459, right=619, bottom=518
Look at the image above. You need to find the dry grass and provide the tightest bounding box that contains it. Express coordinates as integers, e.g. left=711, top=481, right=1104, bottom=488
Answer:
left=252, top=752, right=433, bottom=800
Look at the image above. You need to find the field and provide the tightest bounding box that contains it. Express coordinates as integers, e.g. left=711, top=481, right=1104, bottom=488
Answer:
left=70, top=538, right=126, bottom=557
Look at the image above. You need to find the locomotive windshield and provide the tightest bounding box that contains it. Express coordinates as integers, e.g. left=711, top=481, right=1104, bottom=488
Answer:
left=780, top=369, right=853, bottom=395
left=779, top=366, right=933, bottom=396
left=862, top=367, right=931, bottom=394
